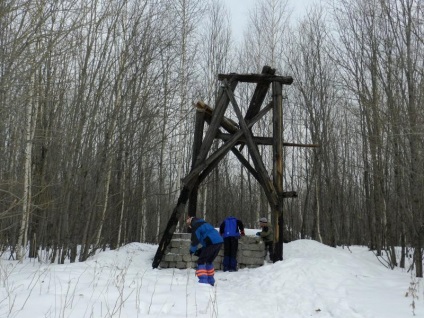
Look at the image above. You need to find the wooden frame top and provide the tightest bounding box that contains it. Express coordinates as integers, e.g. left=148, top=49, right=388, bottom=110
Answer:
left=217, top=73, right=293, bottom=85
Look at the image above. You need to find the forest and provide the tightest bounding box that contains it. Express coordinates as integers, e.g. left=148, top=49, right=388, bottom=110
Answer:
left=1, top=0, right=424, bottom=277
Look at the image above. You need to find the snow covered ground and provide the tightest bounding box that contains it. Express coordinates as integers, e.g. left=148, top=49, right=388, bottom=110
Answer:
left=1, top=231, right=422, bottom=317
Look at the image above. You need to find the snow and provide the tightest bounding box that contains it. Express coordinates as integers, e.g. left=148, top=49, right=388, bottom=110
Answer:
left=1, top=232, right=422, bottom=317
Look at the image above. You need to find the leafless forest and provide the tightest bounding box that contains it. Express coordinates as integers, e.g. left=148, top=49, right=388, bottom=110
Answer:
left=1, top=0, right=424, bottom=276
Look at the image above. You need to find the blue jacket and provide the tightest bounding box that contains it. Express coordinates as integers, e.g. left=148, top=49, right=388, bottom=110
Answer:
left=189, top=218, right=223, bottom=254
left=219, top=217, right=245, bottom=238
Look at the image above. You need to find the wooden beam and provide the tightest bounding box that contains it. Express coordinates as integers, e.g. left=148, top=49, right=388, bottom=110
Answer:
left=182, top=102, right=274, bottom=186
left=216, top=133, right=319, bottom=148
left=224, top=84, right=278, bottom=207
left=244, top=66, right=276, bottom=122
left=282, top=191, right=297, bottom=198
left=195, top=101, right=238, bottom=134
left=238, top=66, right=275, bottom=152
left=230, top=147, right=260, bottom=182
left=232, top=148, right=292, bottom=201
left=193, top=80, right=238, bottom=168
left=282, top=142, right=320, bottom=148
left=218, top=73, right=293, bottom=85
left=188, top=109, right=205, bottom=217
left=152, top=186, right=190, bottom=268
left=187, top=125, right=262, bottom=190
left=216, top=132, right=269, bottom=145
left=272, top=80, right=284, bottom=262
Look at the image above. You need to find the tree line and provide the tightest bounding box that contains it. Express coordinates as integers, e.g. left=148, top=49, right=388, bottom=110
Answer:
left=1, top=0, right=423, bottom=277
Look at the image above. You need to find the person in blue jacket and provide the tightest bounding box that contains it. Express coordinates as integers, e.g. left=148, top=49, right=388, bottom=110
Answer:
left=187, top=217, right=223, bottom=286
left=219, top=216, right=245, bottom=271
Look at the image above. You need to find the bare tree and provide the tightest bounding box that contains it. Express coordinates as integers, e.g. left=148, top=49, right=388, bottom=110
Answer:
left=284, top=5, right=342, bottom=246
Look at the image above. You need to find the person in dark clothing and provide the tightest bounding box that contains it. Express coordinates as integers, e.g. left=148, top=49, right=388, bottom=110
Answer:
left=187, top=217, right=223, bottom=286
left=219, top=216, right=245, bottom=271
left=256, top=217, right=274, bottom=262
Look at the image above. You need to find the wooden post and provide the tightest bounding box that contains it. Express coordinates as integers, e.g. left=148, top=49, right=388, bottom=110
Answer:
left=188, top=109, right=205, bottom=217
left=152, top=186, right=191, bottom=268
left=272, top=80, right=284, bottom=262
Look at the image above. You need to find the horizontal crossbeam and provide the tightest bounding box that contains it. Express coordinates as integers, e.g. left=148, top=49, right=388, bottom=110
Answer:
left=218, top=73, right=293, bottom=85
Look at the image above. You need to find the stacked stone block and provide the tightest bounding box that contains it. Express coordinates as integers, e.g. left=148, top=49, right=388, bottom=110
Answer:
left=159, top=233, right=266, bottom=270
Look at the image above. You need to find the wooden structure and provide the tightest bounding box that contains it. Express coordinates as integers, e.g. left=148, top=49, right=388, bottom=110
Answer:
left=152, top=66, right=318, bottom=268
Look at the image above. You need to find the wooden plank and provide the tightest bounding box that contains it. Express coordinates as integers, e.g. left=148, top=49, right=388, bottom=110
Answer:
left=192, top=109, right=206, bottom=169
left=272, top=81, right=284, bottom=195
left=216, top=132, right=272, bottom=145
left=282, top=191, right=297, bottom=198
left=282, top=142, right=319, bottom=148
left=272, top=80, right=284, bottom=262
left=218, top=73, right=293, bottom=85
left=188, top=110, right=205, bottom=217
left=216, top=132, right=319, bottom=148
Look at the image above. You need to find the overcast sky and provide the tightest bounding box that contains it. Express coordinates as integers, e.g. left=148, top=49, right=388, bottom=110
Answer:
left=226, top=0, right=321, bottom=39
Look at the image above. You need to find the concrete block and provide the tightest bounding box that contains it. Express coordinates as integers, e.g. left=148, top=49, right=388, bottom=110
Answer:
left=176, top=262, right=186, bottom=269
left=162, top=234, right=267, bottom=270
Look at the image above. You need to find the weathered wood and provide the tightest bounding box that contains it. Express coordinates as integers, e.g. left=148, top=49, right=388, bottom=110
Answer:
left=282, top=142, right=319, bottom=148
left=231, top=148, right=293, bottom=200
left=196, top=103, right=261, bottom=183
left=195, top=101, right=239, bottom=134
left=224, top=84, right=278, bottom=207
left=194, top=137, right=261, bottom=185
left=282, top=191, right=298, bottom=198
left=239, top=66, right=275, bottom=152
left=188, top=109, right=205, bottom=217
left=152, top=186, right=190, bottom=268
left=272, top=81, right=284, bottom=196
left=272, top=80, right=284, bottom=262
left=218, top=73, right=293, bottom=85
left=230, top=148, right=296, bottom=204
left=182, top=102, right=274, bottom=186
left=216, top=132, right=268, bottom=145
left=193, top=80, right=238, bottom=169
left=216, top=133, right=319, bottom=148
left=244, top=66, right=276, bottom=122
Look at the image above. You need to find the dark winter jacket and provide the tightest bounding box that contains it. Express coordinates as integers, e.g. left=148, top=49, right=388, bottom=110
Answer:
left=259, top=225, right=273, bottom=243
left=219, top=217, right=245, bottom=238
left=189, top=218, right=223, bottom=254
